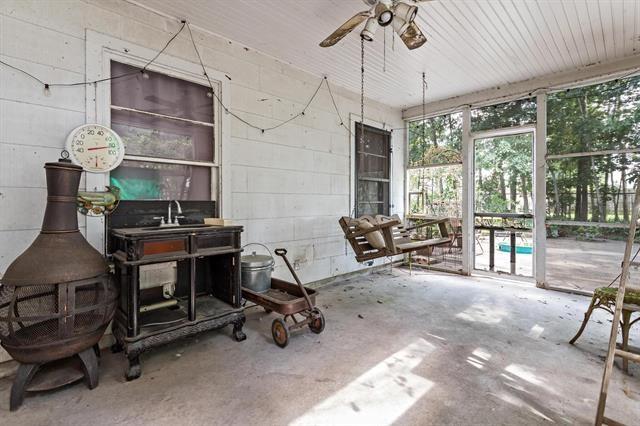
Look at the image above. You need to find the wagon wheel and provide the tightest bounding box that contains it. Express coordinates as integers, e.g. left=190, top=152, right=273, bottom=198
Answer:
left=271, top=318, right=289, bottom=348
left=308, top=308, right=325, bottom=334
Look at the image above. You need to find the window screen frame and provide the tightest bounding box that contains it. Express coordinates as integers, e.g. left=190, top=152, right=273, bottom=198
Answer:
left=107, top=57, right=221, bottom=202
left=354, top=123, right=392, bottom=217
left=84, top=31, right=231, bottom=254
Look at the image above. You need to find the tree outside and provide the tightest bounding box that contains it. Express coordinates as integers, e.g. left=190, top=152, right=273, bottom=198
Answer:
left=407, top=76, right=640, bottom=288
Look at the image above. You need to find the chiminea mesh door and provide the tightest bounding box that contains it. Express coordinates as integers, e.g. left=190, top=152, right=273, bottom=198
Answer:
left=0, top=276, right=116, bottom=364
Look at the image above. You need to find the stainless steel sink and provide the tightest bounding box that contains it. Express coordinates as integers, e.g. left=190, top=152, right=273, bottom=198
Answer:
left=141, top=224, right=216, bottom=231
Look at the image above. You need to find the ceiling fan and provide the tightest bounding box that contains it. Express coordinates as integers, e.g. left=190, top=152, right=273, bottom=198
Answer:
left=319, top=0, right=432, bottom=50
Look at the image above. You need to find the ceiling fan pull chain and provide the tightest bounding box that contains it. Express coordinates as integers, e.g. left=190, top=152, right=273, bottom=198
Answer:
left=422, top=72, right=426, bottom=143
left=360, top=36, right=365, bottom=148
left=383, top=26, right=387, bottom=73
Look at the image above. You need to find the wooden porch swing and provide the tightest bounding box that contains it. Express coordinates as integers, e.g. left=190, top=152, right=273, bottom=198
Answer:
left=338, top=214, right=452, bottom=263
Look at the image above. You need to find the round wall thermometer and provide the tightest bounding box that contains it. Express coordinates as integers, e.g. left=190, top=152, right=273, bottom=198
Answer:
left=66, top=124, right=125, bottom=173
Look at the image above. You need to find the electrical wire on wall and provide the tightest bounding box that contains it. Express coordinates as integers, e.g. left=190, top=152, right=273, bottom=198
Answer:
left=0, top=19, right=362, bottom=138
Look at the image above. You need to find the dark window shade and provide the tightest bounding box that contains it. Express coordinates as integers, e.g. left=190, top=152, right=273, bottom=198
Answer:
left=109, top=61, right=216, bottom=201
left=111, top=61, right=213, bottom=124
left=355, top=123, right=391, bottom=217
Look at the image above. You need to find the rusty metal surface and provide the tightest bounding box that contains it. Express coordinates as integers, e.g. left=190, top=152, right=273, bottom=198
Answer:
left=1, top=161, right=107, bottom=286
left=400, top=22, right=427, bottom=50
left=1, top=232, right=108, bottom=286
left=242, top=278, right=317, bottom=316
left=0, top=159, right=116, bottom=364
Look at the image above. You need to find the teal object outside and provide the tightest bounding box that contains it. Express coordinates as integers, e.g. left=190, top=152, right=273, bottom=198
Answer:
left=498, top=242, right=533, bottom=254
left=110, top=177, right=160, bottom=200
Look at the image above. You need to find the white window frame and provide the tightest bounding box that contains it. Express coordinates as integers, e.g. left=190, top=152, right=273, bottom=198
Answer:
left=84, top=30, right=231, bottom=252
left=349, top=113, right=393, bottom=217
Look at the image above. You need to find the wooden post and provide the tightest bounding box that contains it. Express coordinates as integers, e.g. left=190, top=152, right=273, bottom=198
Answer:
left=461, top=107, right=473, bottom=275
left=534, top=93, right=547, bottom=287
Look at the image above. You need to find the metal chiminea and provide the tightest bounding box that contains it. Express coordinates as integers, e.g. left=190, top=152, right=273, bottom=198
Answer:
left=0, top=157, right=117, bottom=410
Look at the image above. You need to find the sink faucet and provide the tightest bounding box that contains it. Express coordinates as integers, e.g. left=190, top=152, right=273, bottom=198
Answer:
left=168, top=200, right=183, bottom=226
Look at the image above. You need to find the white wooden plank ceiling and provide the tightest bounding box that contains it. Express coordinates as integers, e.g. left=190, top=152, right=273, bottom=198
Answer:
left=132, top=0, right=640, bottom=109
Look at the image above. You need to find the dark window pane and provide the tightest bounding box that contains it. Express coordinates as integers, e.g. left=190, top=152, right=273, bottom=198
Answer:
left=471, top=98, right=536, bottom=132
left=408, top=112, right=462, bottom=167
left=355, top=123, right=390, bottom=216
left=110, top=160, right=211, bottom=201
left=111, top=61, right=213, bottom=124
left=357, top=181, right=389, bottom=216
left=357, top=124, right=389, bottom=156
left=547, top=76, right=640, bottom=156
left=357, top=155, right=389, bottom=179
left=111, top=109, right=213, bottom=162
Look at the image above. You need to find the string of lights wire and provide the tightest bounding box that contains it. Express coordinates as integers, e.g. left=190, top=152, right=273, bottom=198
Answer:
left=7, top=17, right=633, bottom=135
left=0, top=19, right=360, bottom=136
left=0, top=21, right=188, bottom=94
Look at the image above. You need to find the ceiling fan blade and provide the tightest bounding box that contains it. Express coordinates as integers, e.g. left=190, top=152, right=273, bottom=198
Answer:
left=400, top=22, right=427, bottom=50
left=319, top=11, right=370, bottom=47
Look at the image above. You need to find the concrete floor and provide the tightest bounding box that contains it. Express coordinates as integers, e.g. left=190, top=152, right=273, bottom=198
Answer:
left=546, top=238, right=640, bottom=293
left=425, top=236, right=634, bottom=294
left=1, top=269, right=640, bottom=425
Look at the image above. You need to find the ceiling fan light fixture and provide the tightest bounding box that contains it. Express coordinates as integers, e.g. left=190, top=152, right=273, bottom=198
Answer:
left=391, top=16, right=410, bottom=37
left=375, top=2, right=394, bottom=27
left=361, top=17, right=377, bottom=42
left=378, top=10, right=394, bottom=26
left=394, top=2, right=418, bottom=23
left=400, top=22, right=427, bottom=50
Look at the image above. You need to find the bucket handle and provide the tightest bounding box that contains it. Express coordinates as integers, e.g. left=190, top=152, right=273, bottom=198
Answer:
left=241, top=242, right=274, bottom=263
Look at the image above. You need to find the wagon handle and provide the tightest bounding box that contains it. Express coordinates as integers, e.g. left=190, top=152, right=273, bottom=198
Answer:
left=274, top=248, right=314, bottom=310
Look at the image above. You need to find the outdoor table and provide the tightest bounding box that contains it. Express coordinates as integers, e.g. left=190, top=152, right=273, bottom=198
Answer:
left=474, top=213, right=533, bottom=274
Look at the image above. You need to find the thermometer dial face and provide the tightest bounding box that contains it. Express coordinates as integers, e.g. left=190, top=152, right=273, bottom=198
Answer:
left=66, top=124, right=125, bottom=173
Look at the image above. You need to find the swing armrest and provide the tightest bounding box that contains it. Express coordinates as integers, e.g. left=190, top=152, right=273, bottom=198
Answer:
left=348, top=219, right=401, bottom=239
left=405, top=218, right=448, bottom=232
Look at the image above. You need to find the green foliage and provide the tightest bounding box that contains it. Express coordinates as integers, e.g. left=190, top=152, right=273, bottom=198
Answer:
left=471, top=98, right=537, bottom=132
left=408, top=75, right=640, bottom=223
left=407, top=166, right=462, bottom=217
left=408, top=112, right=462, bottom=167
left=547, top=76, right=640, bottom=223
left=475, top=133, right=533, bottom=214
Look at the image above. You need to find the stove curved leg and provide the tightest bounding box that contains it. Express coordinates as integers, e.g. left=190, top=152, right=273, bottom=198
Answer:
left=111, top=341, right=124, bottom=353
left=232, top=319, right=246, bottom=342
left=10, top=363, right=40, bottom=411
left=126, top=355, right=141, bottom=381
left=78, top=347, right=99, bottom=390
left=93, top=343, right=101, bottom=359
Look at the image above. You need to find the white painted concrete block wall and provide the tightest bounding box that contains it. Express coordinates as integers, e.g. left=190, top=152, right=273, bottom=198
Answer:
left=0, top=0, right=405, bottom=362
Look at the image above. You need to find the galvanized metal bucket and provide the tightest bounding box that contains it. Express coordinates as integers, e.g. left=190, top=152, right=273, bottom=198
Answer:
left=241, top=244, right=274, bottom=293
